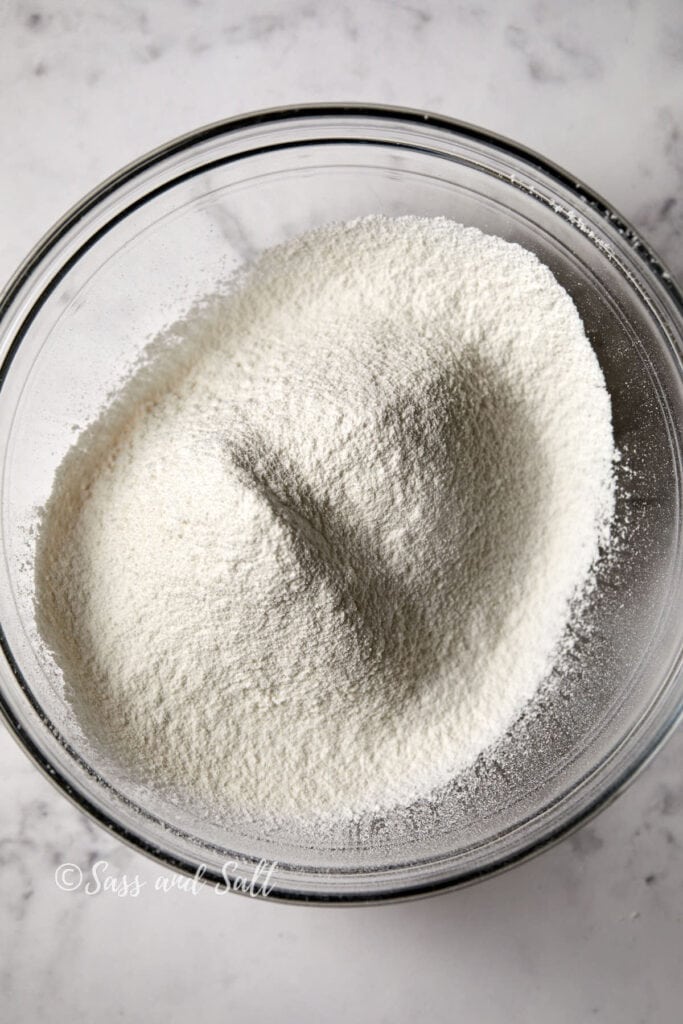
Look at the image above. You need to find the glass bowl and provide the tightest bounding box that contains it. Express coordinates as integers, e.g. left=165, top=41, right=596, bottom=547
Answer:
left=1, top=105, right=682, bottom=904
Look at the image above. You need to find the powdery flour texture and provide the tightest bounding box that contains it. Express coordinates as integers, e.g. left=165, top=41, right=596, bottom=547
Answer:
left=35, top=216, right=616, bottom=824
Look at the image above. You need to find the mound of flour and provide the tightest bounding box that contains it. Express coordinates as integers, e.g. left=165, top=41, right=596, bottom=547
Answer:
left=35, top=216, right=616, bottom=823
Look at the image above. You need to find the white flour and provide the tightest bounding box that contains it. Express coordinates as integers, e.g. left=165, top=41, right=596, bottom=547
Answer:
left=35, top=216, right=616, bottom=824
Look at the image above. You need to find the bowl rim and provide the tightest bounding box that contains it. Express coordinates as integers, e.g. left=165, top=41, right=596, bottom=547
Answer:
left=1, top=102, right=682, bottom=906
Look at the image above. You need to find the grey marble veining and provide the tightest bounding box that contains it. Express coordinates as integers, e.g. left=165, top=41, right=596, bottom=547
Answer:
left=1, top=1, right=682, bottom=1021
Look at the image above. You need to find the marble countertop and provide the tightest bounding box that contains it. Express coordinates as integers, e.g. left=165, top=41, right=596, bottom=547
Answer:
left=1, top=1, right=682, bottom=1021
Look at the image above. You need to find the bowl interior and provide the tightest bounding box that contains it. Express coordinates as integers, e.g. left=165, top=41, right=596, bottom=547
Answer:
left=1, top=111, right=682, bottom=900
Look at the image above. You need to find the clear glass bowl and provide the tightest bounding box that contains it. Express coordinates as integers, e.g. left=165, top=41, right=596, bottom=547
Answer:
left=1, top=105, right=682, bottom=904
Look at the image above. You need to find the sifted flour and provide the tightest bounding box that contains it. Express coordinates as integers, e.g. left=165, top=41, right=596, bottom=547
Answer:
left=35, top=216, right=616, bottom=823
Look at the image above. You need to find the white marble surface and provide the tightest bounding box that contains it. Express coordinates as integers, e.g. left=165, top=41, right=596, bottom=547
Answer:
left=1, top=1, right=682, bottom=1021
